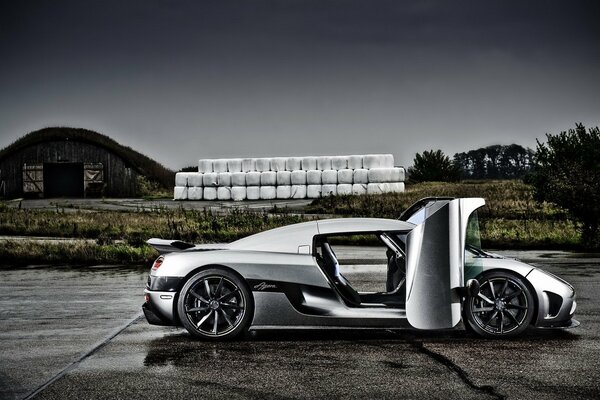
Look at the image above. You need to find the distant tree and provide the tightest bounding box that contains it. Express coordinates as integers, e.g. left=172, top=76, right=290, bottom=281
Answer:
left=530, top=123, right=600, bottom=248
left=454, top=144, right=534, bottom=179
left=179, top=166, right=198, bottom=172
left=408, top=149, right=460, bottom=183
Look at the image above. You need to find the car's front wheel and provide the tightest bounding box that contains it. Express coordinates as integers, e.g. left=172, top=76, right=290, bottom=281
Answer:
left=464, top=271, right=534, bottom=338
left=177, top=268, right=253, bottom=340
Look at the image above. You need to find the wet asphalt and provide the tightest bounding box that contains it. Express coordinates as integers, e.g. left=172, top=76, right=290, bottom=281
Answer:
left=0, top=251, right=599, bottom=400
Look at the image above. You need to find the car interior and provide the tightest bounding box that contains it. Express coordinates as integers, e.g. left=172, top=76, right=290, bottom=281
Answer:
left=314, top=232, right=407, bottom=308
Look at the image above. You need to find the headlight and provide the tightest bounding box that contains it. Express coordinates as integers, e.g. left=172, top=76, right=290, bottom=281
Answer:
left=538, top=268, right=575, bottom=297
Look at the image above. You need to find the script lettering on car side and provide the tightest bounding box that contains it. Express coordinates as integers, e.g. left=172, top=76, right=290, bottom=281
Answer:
left=253, top=282, right=278, bottom=291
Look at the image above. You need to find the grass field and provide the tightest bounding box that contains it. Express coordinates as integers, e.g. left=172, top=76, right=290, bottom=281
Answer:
left=0, top=180, right=582, bottom=265
left=307, top=180, right=579, bottom=249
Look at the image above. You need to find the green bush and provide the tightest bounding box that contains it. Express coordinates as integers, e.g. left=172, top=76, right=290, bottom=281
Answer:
left=530, top=123, right=600, bottom=249
left=408, top=150, right=460, bottom=183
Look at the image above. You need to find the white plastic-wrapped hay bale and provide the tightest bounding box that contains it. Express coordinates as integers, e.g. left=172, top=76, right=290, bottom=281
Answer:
left=382, top=183, right=394, bottom=193
left=322, top=184, right=337, bottom=197
left=388, top=182, right=405, bottom=193
left=217, top=187, right=231, bottom=200
left=337, top=184, right=352, bottom=196
left=260, top=186, right=277, bottom=200
left=227, top=159, right=243, bottom=173
left=231, top=172, right=246, bottom=186
left=271, top=157, right=287, bottom=172
left=188, top=187, right=203, bottom=200
left=217, top=172, right=231, bottom=187
left=322, top=170, right=337, bottom=184
left=331, top=156, right=348, bottom=170
left=260, top=171, right=277, bottom=186
left=338, top=169, right=353, bottom=184
left=286, top=157, right=302, bottom=171
left=246, top=171, right=261, bottom=186
left=203, top=187, right=217, bottom=200
left=301, top=156, right=317, bottom=171
left=307, top=185, right=322, bottom=199
left=353, top=169, right=369, bottom=184
left=213, top=159, right=228, bottom=173
left=277, top=185, right=292, bottom=199
left=396, top=167, right=406, bottom=182
left=368, top=168, right=404, bottom=183
left=317, top=156, right=332, bottom=171
left=391, top=167, right=404, bottom=182
left=367, top=183, right=386, bottom=194
left=198, top=159, right=213, bottom=173
left=306, top=170, right=322, bottom=185
left=382, top=154, right=394, bottom=168
left=347, top=155, right=363, bottom=170
left=203, top=172, right=218, bottom=187
left=174, top=186, right=188, bottom=200
left=187, top=173, right=203, bottom=187
left=247, top=186, right=260, bottom=200
left=175, top=172, right=190, bottom=187
left=291, top=170, right=307, bottom=185
left=277, top=171, right=291, bottom=185
left=363, top=154, right=386, bottom=169
left=255, top=158, right=271, bottom=172
left=231, top=186, right=246, bottom=201
left=367, top=168, right=391, bottom=183
left=352, top=183, right=367, bottom=195
left=242, top=158, right=256, bottom=172
left=291, top=185, right=307, bottom=199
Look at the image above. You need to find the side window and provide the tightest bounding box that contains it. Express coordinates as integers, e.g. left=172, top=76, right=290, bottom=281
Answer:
left=316, top=233, right=406, bottom=294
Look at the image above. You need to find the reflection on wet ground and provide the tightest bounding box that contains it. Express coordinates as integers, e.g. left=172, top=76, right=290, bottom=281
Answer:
left=1, top=252, right=599, bottom=399
left=141, top=327, right=578, bottom=368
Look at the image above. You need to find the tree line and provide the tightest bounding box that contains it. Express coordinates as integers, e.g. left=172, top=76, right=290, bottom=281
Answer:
left=407, top=123, right=600, bottom=249
left=408, top=144, right=534, bottom=182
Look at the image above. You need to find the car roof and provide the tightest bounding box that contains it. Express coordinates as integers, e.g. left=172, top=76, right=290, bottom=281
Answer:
left=317, top=218, right=414, bottom=234
left=228, top=218, right=414, bottom=254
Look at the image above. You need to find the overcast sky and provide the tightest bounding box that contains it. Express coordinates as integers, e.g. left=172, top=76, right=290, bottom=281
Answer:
left=1, top=1, right=599, bottom=169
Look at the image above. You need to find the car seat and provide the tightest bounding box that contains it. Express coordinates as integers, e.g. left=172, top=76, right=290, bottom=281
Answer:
left=321, top=242, right=362, bottom=305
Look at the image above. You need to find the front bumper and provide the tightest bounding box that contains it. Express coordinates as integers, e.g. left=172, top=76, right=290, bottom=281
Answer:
left=537, top=318, right=580, bottom=329
left=526, top=268, right=578, bottom=329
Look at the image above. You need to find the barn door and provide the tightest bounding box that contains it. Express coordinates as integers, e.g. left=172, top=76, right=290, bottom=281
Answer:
left=22, top=164, right=44, bottom=196
left=84, top=163, right=104, bottom=197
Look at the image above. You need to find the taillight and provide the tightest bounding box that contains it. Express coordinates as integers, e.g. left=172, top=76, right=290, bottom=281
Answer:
left=151, top=256, right=164, bottom=271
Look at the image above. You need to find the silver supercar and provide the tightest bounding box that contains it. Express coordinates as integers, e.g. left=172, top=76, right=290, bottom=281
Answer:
left=143, top=197, right=578, bottom=339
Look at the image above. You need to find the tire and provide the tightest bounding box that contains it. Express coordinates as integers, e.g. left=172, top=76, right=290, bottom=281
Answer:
left=464, top=271, right=534, bottom=338
left=177, top=268, right=253, bottom=340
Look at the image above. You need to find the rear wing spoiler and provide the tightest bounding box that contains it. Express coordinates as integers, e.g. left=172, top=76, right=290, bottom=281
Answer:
left=147, top=238, right=195, bottom=254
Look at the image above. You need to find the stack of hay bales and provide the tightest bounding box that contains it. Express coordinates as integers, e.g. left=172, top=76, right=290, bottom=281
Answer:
left=174, top=154, right=404, bottom=201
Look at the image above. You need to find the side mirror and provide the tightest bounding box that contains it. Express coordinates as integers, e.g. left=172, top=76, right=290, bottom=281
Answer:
left=465, top=279, right=480, bottom=297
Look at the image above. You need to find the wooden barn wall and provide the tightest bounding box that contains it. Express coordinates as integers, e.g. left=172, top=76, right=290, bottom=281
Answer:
left=0, top=140, right=139, bottom=197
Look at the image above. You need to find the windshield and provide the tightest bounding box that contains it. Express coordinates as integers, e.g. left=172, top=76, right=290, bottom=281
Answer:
left=464, top=210, right=486, bottom=276
left=465, top=211, right=482, bottom=252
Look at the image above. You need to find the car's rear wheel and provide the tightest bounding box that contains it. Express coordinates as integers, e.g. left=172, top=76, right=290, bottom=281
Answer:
left=177, top=268, right=253, bottom=340
left=464, top=271, right=534, bottom=338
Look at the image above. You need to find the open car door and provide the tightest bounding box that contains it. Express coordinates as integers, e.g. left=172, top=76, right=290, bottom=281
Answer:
left=405, top=198, right=485, bottom=329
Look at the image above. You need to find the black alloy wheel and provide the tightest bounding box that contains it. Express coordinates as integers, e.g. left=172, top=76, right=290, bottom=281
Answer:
left=178, top=268, right=253, bottom=340
left=464, top=271, right=534, bottom=338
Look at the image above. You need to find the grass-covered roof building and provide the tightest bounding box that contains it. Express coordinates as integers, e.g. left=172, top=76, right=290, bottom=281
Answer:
left=0, top=127, right=174, bottom=198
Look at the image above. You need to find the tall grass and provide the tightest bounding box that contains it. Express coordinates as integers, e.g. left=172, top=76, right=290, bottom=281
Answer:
left=307, top=180, right=580, bottom=249
left=0, top=206, right=307, bottom=244
left=0, top=180, right=584, bottom=266
left=0, top=240, right=157, bottom=267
